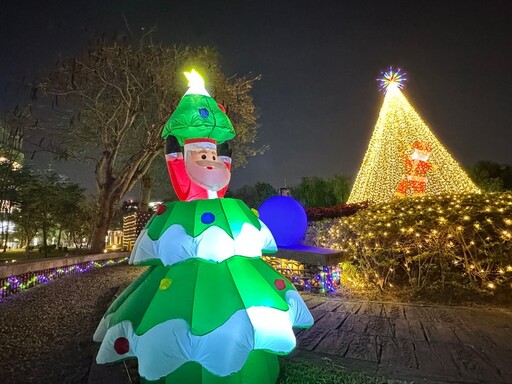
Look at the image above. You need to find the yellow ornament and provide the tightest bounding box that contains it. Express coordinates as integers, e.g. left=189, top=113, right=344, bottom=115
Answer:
left=159, top=278, right=172, bottom=290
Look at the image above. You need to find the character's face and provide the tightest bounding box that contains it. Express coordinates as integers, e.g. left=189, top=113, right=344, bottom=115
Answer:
left=185, top=147, right=231, bottom=191
left=411, top=149, right=431, bottom=162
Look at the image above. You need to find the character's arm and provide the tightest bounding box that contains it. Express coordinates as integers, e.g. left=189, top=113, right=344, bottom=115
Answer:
left=165, top=136, right=191, bottom=201
left=217, top=141, right=233, bottom=198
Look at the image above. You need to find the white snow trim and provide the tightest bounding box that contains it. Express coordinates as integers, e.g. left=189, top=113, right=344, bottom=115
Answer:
left=98, top=309, right=285, bottom=379
left=285, top=290, right=314, bottom=328
left=96, top=293, right=312, bottom=380
left=129, top=220, right=277, bottom=266
left=93, top=313, right=110, bottom=342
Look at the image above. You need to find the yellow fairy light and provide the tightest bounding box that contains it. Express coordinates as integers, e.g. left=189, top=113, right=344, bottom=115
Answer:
left=348, top=79, right=479, bottom=204
left=487, top=282, right=496, bottom=289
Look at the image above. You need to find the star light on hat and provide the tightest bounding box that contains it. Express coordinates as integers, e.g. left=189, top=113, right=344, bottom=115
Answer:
left=184, top=69, right=210, bottom=96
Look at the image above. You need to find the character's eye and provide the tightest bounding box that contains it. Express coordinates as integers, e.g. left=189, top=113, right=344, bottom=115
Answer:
left=212, top=156, right=216, bottom=161
left=201, top=154, right=207, bottom=160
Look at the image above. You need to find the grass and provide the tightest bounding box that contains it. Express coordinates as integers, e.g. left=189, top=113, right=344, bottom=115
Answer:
left=127, top=357, right=409, bottom=384
left=278, top=357, right=409, bottom=384
left=0, top=247, right=93, bottom=263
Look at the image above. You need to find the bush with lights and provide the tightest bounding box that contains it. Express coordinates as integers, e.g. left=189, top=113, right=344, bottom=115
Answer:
left=306, top=192, right=512, bottom=301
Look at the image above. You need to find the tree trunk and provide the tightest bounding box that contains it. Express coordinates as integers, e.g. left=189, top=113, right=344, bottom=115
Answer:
left=57, top=225, right=62, bottom=248
left=42, top=221, right=48, bottom=258
left=3, top=225, right=9, bottom=252
left=89, top=188, right=117, bottom=254
left=139, top=174, right=151, bottom=212
left=1, top=210, right=6, bottom=252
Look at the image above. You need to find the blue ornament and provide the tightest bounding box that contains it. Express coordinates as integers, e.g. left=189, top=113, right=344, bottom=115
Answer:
left=258, top=196, right=308, bottom=247
left=198, top=108, right=209, bottom=118
left=201, top=212, right=215, bottom=224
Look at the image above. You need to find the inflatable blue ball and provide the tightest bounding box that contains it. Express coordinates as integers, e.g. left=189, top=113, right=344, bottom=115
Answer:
left=258, top=196, right=308, bottom=247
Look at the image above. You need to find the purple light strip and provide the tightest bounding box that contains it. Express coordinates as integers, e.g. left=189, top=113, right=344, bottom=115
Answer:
left=0, top=257, right=128, bottom=299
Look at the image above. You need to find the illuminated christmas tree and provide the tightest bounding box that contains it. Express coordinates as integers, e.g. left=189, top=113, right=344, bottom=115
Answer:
left=348, top=68, right=479, bottom=204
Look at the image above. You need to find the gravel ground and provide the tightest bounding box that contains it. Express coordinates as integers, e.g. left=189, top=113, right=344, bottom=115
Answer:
left=0, top=264, right=146, bottom=384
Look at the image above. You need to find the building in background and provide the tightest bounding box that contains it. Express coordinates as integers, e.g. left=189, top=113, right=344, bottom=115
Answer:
left=119, top=201, right=162, bottom=251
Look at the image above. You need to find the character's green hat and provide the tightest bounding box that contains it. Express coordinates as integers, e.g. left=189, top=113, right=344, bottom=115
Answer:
left=161, top=70, right=236, bottom=146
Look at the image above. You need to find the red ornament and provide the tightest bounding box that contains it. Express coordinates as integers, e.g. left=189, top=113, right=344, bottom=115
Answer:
left=156, top=204, right=167, bottom=215
left=114, top=337, right=130, bottom=355
left=217, top=103, right=227, bottom=113
left=274, top=279, right=286, bottom=290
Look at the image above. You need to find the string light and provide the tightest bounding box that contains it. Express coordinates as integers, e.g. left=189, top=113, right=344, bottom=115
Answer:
left=308, top=191, right=512, bottom=294
left=0, top=257, right=128, bottom=298
left=348, top=69, right=479, bottom=204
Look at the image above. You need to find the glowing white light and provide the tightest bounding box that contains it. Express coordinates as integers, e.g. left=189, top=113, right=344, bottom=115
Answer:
left=184, top=69, right=210, bottom=96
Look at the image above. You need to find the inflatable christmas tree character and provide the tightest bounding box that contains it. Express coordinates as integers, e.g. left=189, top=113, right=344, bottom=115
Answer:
left=395, top=141, right=432, bottom=197
left=93, top=70, right=313, bottom=383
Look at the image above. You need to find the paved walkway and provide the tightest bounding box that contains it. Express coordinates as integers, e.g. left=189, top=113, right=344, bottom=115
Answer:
left=89, top=288, right=512, bottom=384
left=292, top=294, right=512, bottom=384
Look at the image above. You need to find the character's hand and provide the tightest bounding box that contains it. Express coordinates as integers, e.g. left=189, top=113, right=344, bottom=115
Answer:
left=217, top=141, right=233, bottom=158
left=165, top=135, right=182, bottom=154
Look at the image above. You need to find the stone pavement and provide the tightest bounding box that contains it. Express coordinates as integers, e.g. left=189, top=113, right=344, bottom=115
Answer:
left=292, top=294, right=512, bottom=384
left=89, top=292, right=512, bottom=384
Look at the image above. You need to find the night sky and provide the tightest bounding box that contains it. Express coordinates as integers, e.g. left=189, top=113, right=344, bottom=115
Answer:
left=1, top=0, right=511, bottom=198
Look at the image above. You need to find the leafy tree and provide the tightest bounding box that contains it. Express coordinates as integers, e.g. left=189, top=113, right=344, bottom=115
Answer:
left=467, top=161, right=512, bottom=192
left=0, top=163, right=32, bottom=251
left=0, top=107, right=34, bottom=251
left=52, top=180, right=86, bottom=248
left=231, top=182, right=277, bottom=209
left=291, top=177, right=333, bottom=208
left=13, top=169, right=85, bottom=256
left=40, top=37, right=262, bottom=253
left=328, top=175, right=352, bottom=205
left=64, top=195, right=97, bottom=249
left=291, top=175, right=351, bottom=208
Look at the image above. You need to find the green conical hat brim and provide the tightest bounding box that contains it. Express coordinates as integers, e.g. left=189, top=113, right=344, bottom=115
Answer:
left=162, top=94, right=235, bottom=145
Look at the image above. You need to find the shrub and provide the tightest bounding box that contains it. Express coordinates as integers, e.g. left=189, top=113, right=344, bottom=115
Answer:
left=305, top=192, right=512, bottom=301
left=305, top=201, right=369, bottom=221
